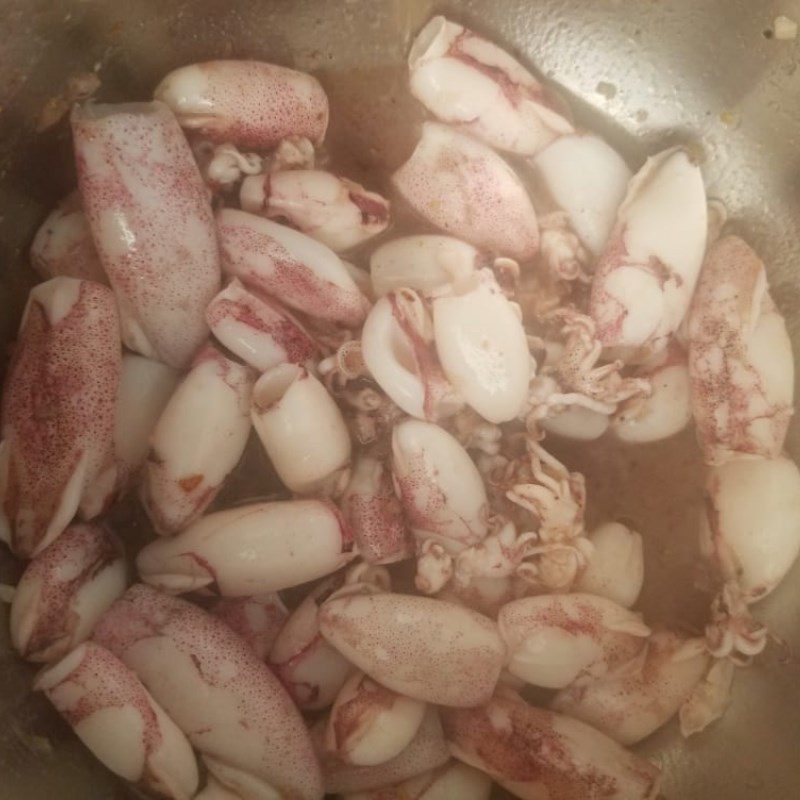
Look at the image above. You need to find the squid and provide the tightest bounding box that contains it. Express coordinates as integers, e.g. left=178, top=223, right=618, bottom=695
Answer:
left=136, top=499, right=356, bottom=595
left=324, top=671, right=427, bottom=766
left=36, top=641, right=199, bottom=799
left=141, top=346, right=254, bottom=535
left=210, top=592, right=288, bottom=661
left=342, top=761, right=492, bottom=800
left=442, top=689, right=661, bottom=799
left=29, top=191, right=106, bottom=283
left=392, top=122, right=540, bottom=261
left=0, top=277, right=121, bottom=558
left=217, top=208, right=370, bottom=326
left=93, top=584, right=323, bottom=799
left=10, top=523, right=126, bottom=662
left=206, top=278, right=318, bottom=372
left=408, top=16, right=573, bottom=155
left=240, top=169, right=390, bottom=252
left=590, top=147, right=707, bottom=357
left=498, top=593, right=651, bottom=689
left=687, top=235, right=794, bottom=463
left=313, top=707, right=450, bottom=796
left=318, top=590, right=505, bottom=707
left=72, top=101, right=220, bottom=369
left=155, top=60, right=329, bottom=148
left=251, top=363, right=352, bottom=493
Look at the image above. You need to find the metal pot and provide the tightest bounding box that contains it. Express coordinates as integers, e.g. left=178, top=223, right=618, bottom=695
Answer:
left=1, top=1, right=798, bottom=797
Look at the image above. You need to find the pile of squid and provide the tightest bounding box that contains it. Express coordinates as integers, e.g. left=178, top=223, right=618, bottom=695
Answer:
left=1, top=14, right=797, bottom=800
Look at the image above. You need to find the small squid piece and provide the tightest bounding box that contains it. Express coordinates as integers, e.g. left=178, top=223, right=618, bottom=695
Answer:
left=498, top=593, right=650, bottom=689
left=340, top=455, right=415, bottom=565
left=391, top=419, right=489, bottom=552
left=313, top=707, right=450, bottom=795
left=141, top=346, right=254, bottom=536
left=73, top=101, right=220, bottom=369
left=432, top=269, right=530, bottom=423
left=251, top=364, right=352, bottom=494
left=392, top=122, right=539, bottom=261
left=611, top=344, right=692, bottom=444
left=700, top=454, right=800, bottom=602
left=210, top=593, right=289, bottom=661
left=343, top=761, right=492, bottom=800
left=442, top=690, right=661, bottom=800
left=137, top=500, right=355, bottom=595
left=30, top=191, right=106, bottom=283
left=687, top=235, right=794, bottom=463
left=114, top=354, right=180, bottom=493
left=325, top=671, right=427, bottom=766
left=0, top=278, right=121, bottom=558
left=361, top=290, right=461, bottom=421
left=575, top=522, right=645, bottom=608
left=93, top=584, right=323, bottom=800
left=240, top=169, right=390, bottom=252
left=217, top=208, right=370, bottom=326
left=10, top=523, right=126, bottom=662
left=369, top=235, right=480, bottom=298
left=552, top=631, right=711, bottom=745
left=155, top=60, right=329, bottom=148
left=206, top=278, right=318, bottom=372
left=319, top=591, right=505, bottom=707
left=531, top=133, right=632, bottom=257
left=36, top=641, right=199, bottom=799
left=408, top=16, right=573, bottom=155
left=540, top=405, right=611, bottom=441
left=269, top=578, right=356, bottom=710
left=590, top=147, right=707, bottom=355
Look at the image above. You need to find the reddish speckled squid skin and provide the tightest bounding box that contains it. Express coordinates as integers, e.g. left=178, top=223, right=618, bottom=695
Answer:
left=93, top=584, right=324, bottom=800
left=0, top=277, right=121, bottom=559
left=72, top=101, right=220, bottom=369
left=442, top=690, right=661, bottom=800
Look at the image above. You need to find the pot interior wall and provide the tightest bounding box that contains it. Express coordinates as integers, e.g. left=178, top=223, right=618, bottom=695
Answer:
left=1, top=1, right=799, bottom=798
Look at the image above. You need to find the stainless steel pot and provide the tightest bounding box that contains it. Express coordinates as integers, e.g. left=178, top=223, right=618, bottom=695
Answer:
left=1, top=1, right=799, bottom=798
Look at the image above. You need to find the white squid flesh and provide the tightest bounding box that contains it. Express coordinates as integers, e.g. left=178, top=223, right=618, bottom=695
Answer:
left=36, top=641, right=199, bottom=799
left=240, top=169, right=390, bottom=252
left=343, top=761, right=492, bottom=800
left=251, top=363, right=351, bottom=494
left=141, top=346, right=254, bottom=536
left=498, top=593, right=650, bottom=689
left=210, top=592, right=289, bottom=661
left=206, top=278, right=318, bottom=372
left=408, top=16, right=573, bottom=155
left=73, top=101, right=220, bottom=368
left=10, top=523, right=126, bottom=662
left=155, top=60, right=329, bottom=148
left=217, top=208, right=370, bottom=326
left=392, top=122, right=540, bottom=261
left=0, top=277, right=121, bottom=558
left=136, top=500, right=355, bottom=595
left=93, top=584, right=323, bottom=799
left=590, top=147, right=707, bottom=355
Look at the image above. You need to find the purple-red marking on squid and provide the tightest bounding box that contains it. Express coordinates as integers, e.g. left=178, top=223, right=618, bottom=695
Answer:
left=35, top=641, right=199, bottom=798
left=442, top=690, right=661, bottom=799
left=0, top=278, right=121, bottom=558
left=217, top=208, right=370, bottom=327
left=10, top=522, right=126, bottom=663
left=392, top=122, right=539, bottom=262
left=72, top=100, right=220, bottom=369
left=206, top=278, right=318, bottom=372
left=687, top=235, right=794, bottom=464
left=93, top=583, right=324, bottom=800
left=29, top=191, right=107, bottom=283
left=210, top=592, right=289, bottom=661
left=340, top=455, right=415, bottom=566
left=154, top=60, right=329, bottom=149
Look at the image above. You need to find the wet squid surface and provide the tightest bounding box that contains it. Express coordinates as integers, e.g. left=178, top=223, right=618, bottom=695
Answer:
left=1, top=13, right=797, bottom=800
